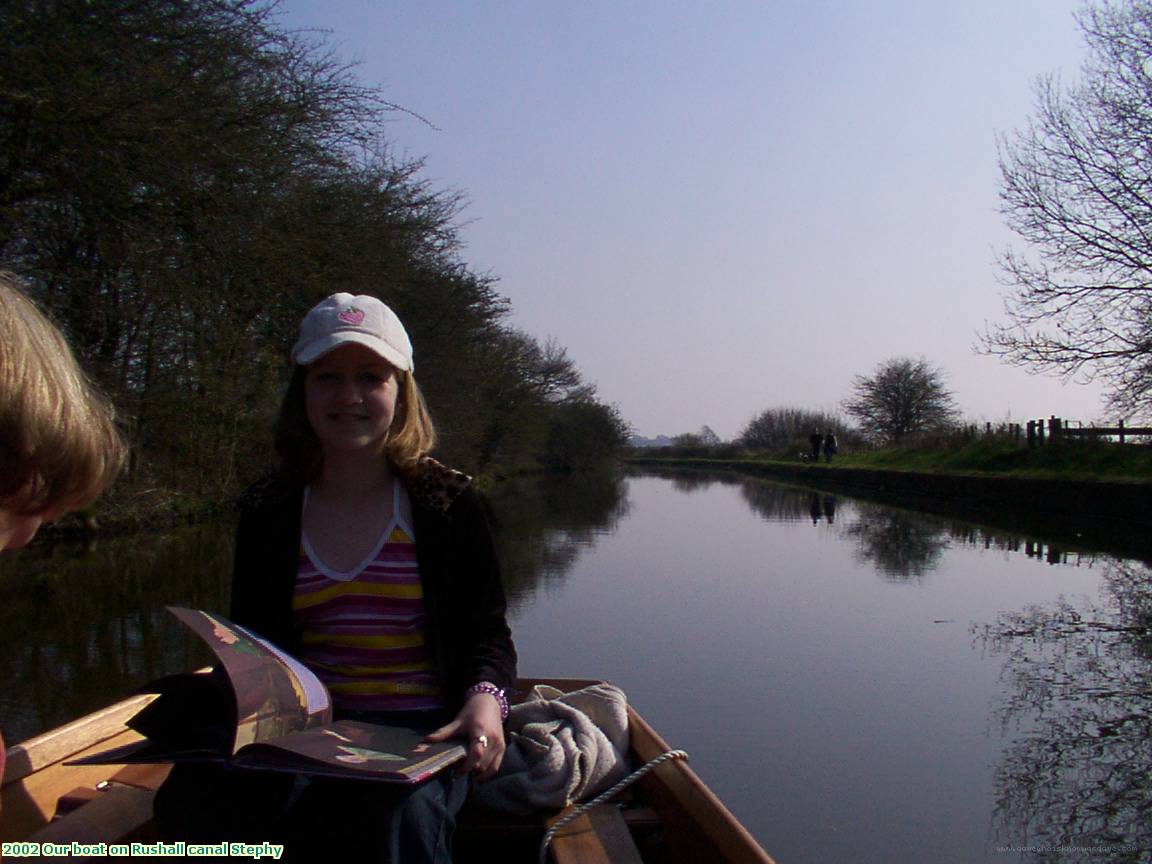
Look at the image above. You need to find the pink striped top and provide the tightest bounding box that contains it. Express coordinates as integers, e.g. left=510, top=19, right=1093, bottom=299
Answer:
left=292, top=484, right=444, bottom=714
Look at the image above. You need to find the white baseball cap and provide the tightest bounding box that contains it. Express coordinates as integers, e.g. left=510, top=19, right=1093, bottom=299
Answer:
left=291, top=293, right=414, bottom=371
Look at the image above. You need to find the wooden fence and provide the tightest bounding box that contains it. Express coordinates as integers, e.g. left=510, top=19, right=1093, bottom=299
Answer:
left=1025, top=416, right=1152, bottom=448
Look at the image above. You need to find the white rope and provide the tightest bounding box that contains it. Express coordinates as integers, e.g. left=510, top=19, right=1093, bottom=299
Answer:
left=537, top=749, right=689, bottom=864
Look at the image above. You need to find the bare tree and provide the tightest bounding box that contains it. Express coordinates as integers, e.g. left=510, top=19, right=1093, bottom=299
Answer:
left=984, top=0, right=1152, bottom=419
left=842, top=357, right=959, bottom=444
left=739, top=407, right=848, bottom=450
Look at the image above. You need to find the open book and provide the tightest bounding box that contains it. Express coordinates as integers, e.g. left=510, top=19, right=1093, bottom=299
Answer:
left=70, top=607, right=465, bottom=783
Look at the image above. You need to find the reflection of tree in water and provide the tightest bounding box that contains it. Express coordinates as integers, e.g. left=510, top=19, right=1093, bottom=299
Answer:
left=668, top=471, right=731, bottom=494
left=629, top=465, right=741, bottom=495
left=843, top=503, right=949, bottom=581
left=0, top=522, right=233, bottom=743
left=634, top=469, right=1117, bottom=584
left=977, top=560, right=1152, bottom=861
left=629, top=468, right=844, bottom=525
left=738, top=479, right=832, bottom=524
left=487, top=470, right=630, bottom=604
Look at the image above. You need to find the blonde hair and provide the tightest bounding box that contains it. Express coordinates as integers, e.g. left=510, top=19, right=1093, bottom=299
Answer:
left=386, top=371, right=437, bottom=473
left=0, top=274, right=126, bottom=514
left=274, top=366, right=437, bottom=483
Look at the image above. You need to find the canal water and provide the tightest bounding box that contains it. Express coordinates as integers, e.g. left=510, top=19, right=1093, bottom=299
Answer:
left=1, top=469, right=1148, bottom=863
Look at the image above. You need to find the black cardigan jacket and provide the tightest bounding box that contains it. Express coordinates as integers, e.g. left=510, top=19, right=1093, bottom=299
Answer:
left=228, top=464, right=517, bottom=714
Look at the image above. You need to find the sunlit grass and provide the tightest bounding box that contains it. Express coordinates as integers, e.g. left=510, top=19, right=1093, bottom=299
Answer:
left=821, top=438, right=1152, bottom=482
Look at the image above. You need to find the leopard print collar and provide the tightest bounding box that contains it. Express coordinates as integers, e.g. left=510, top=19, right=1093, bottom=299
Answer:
left=406, top=457, right=473, bottom=514
left=243, top=458, right=472, bottom=515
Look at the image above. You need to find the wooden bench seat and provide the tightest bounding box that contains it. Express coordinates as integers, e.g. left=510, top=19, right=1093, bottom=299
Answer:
left=547, top=804, right=644, bottom=864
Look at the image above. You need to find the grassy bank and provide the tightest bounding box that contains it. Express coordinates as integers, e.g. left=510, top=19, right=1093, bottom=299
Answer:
left=628, top=441, right=1152, bottom=553
left=629, top=438, right=1152, bottom=483
left=832, top=439, right=1152, bottom=482
left=36, top=485, right=233, bottom=543
left=34, top=461, right=620, bottom=544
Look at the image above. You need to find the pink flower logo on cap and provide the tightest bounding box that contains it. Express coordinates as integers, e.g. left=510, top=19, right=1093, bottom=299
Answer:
left=338, top=307, right=365, bottom=326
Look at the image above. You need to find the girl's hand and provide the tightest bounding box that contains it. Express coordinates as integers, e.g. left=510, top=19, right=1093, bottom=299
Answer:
left=425, top=691, right=506, bottom=781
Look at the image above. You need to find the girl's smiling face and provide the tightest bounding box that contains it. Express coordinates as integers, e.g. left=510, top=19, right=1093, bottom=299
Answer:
left=304, top=343, right=400, bottom=457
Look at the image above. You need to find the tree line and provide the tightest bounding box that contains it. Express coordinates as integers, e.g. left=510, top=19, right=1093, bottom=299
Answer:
left=0, top=0, right=627, bottom=501
left=646, top=355, right=958, bottom=458
left=742, top=357, right=956, bottom=452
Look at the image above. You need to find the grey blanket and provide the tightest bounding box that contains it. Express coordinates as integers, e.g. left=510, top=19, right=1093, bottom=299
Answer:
left=470, top=682, right=631, bottom=814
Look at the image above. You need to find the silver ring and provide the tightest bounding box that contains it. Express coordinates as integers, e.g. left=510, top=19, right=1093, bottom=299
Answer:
left=475, top=735, right=489, bottom=748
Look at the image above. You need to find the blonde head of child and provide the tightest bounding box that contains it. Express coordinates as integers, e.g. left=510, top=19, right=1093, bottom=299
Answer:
left=0, top=274, right=126, bottom=550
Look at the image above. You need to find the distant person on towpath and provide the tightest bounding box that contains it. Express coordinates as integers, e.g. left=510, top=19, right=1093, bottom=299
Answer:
left=823, top=432, right=838, bottom=463
left=809, top=431, right=822, bottom=462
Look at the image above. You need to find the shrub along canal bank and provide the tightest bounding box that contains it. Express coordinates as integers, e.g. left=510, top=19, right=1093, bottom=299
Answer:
left=627, top=457, right=1152, bottom=562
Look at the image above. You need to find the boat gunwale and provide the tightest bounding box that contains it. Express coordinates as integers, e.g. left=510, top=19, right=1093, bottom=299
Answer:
left=3, top=694, right=158, bottom=786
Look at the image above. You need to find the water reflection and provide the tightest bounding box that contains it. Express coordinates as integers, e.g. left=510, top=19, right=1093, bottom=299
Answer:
left=634, top=467, right=1152, bottom=854
left=0, top=523, right=232, bottom=743
left=636, top=466, right=844, bottom=526
left=844, top=501, right=950, bottom=581
left=638, top=467, right=1122, bottom=582
left=624, top=469, right=1152, bottom=859
left=487, top=469, right=629, bottom=603
left=822, top=494, right=837, bottom=525
left=7, top=466, right=1151, bottom=862
left=978, top=559, right=1152, bottom=861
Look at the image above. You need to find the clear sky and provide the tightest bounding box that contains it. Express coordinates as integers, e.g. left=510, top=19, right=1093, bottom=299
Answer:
left=276, top=0, right=1107, bottom=440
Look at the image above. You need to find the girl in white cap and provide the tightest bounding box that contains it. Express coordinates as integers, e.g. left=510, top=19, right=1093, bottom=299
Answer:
left=159, top=293, right=516, bottom=862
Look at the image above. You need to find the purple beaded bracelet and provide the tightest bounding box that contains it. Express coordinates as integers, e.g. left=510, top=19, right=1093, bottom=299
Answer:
left=466, top=682, right=509, bottom=721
